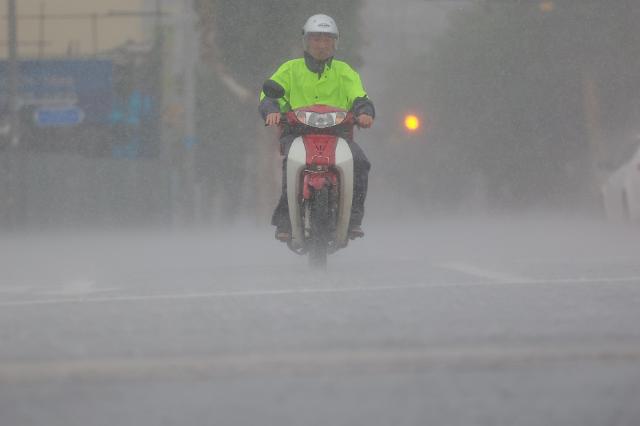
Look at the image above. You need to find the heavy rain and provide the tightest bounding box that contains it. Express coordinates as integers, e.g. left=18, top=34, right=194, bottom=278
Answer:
left=1, top=1, right=640, bottom=425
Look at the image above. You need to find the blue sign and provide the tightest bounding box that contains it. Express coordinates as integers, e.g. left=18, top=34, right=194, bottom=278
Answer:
left=0, top=59, right=113, bottom=125
left=35, top=106, right=85, bottom=127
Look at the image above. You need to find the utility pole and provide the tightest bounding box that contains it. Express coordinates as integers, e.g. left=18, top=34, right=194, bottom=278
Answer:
left=6, top=0, right=26, bottom=228
left=582, top=71, right=605, bottom=200
left=180, top=0, right=199, bottom=224
left=91, top=13, right=98, bottom=55
left=8, top=0, right=19, bottom=148
left=38, top=2, right=45, bottom=58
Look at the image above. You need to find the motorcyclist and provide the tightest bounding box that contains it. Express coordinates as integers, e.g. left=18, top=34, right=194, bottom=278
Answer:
left=259, top=13, right=375, bottom=242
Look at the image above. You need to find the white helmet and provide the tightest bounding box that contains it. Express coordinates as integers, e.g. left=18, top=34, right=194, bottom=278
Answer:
left=302, top=14, right=339, bottom=51
left=302, top=14, right=339, bottom=38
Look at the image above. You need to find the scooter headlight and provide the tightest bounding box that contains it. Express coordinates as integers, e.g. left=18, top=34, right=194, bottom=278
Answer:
left=307, top=112, right=334, bottom=128
left=296, top=111, right=344, bottom=128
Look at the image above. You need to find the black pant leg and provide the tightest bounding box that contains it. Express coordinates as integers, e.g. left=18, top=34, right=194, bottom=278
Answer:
left=271, top=135, right=296, bottom=229
left=348, top=141, right=371, bottom=227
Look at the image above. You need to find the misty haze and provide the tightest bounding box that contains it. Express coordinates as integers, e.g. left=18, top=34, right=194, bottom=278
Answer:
left=1, top=1, right=640, bottom=425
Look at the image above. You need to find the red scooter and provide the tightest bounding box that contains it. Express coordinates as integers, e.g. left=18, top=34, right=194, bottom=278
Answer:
left=263, top=81, right=356, bottom=268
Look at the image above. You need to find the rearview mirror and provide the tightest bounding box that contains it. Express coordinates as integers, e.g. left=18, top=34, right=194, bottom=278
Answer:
left=262, top=79, right=285, bottom=99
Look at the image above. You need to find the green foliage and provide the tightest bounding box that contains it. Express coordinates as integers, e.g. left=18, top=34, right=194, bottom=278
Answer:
left=408, top=2, right=640, bottom=206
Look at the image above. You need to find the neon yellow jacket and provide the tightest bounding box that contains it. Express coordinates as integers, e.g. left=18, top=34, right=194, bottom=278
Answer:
left=259, top=54, right=374, bottom=117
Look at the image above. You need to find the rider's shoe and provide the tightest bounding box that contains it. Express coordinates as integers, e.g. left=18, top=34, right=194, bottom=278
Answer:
left=275, top=227, right=291, bottom=242
left=349, top=225, right=364, bottom=240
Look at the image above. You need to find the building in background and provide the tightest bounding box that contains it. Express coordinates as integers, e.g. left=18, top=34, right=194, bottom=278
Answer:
left=0, top=0, right=166, bottom=155
left=1, top=0, right=145, bottom=59
left=0, top=0, right=173, bottom=229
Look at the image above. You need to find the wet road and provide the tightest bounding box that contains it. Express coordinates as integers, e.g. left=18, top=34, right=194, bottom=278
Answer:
left=1, top=216, right=639, bottom=426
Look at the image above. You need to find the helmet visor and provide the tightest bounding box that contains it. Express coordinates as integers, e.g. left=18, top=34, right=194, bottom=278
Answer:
left=304, top=32, right=337, bottom=40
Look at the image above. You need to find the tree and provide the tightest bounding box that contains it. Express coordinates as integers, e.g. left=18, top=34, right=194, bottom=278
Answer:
left=392, top=1, right=640, bottom=210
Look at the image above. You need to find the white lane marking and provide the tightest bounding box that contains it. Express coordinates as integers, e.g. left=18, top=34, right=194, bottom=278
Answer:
left=0, top=282, right=118, bottom=297
left=2, top=343, right=640, bottom=384
left=0, top=276, right=639, bottom=308
left=37, top=280, right=118, bottom=296
left=0, top=286, right=33, bottom=294
left=439, top=262, right=532, bottom=283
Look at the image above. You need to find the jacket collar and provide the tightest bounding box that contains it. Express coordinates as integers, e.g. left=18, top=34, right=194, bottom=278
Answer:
left=304, top=51, right=333, bottom=76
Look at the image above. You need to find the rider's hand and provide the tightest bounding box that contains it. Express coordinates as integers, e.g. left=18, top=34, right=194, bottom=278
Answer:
left=265, top=112, right=281, bottom=126
left=357, top=114, right=373, bottom=128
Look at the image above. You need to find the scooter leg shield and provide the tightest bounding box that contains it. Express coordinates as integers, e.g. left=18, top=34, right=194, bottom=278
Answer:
left=286, top=137, right=307, bottom=248
left=334, top=138, right=354, bottom=247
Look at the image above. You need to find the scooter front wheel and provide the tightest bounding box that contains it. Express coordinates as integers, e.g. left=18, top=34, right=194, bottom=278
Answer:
left=308, top=186, right=330, bottom=269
